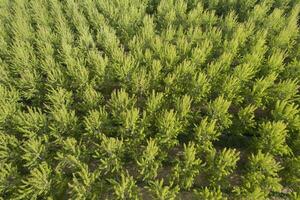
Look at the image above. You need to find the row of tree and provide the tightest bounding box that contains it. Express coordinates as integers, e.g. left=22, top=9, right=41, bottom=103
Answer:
left=0, top=0, right=299, bottom=199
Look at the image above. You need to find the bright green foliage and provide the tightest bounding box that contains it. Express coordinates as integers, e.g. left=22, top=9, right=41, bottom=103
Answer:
left=109, top=172, right=140, bottom=200
left=21, top=137, right=46, bottom=169
left=237, top=104, right=257, bottom=133
left=255, top=121, right=291, bottom=156
left=137, top=139, right=161, bottom=181
left=146, top=179, right=179, bottom=200
left=94, top=135, right=124, bottom=174
left=12, top=107, right=47, bottom=138
left=272, top=101, right=300, bottom=132
left=68, top=163, right=101, bottom=200
left=0, top=86, right=19, bottom=127
left=156, top=109, right=182, bottom=149
left=16, top=162, right=52, bottom=200
left=251, top=74, right=277, bottom=107
left=0, top=0, right=299, bottom=199
left=282, top=156, right=300, bottom=192
left=207, top=96, right=232, bottom=130
left=235, top=151, right=282, bottom=199
left=194, top=186, right=227, bottom=200
left=83, top=107, right=108, bottom=137
left=206, top=148, right=240, bottom=186
left=171, top=142, right=203, bottom=190
left=0, top=163, right=18, bottom=195
left=0, top=132, right=19, bottom=162
left=234, top=187, right=266, bottom=200
left=194, top=117, right=220, bottom=150
left=290, top=192, right=300, bottom=200
left=272, top=100, right=300, bottom=154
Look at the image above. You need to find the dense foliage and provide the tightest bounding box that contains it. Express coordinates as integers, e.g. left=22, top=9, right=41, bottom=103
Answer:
left=0, top=0, right=300, bottom=199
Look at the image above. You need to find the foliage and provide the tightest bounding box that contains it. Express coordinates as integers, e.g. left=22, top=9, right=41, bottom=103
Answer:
left=146, top=179, right=179, bottom=200
left=234, top=151, right=283, bottom=199
left=194, top=186, right=227, bottom=200
left=170, top=142, right=203, bottom=190
left=0, top=0, right=299, bottom=199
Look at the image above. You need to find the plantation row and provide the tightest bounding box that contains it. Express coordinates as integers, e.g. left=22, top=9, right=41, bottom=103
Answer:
left=0, top=0, right=299, bottom=199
